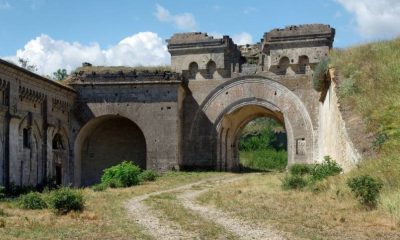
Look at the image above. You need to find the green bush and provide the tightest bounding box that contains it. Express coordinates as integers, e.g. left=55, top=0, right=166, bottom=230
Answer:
left=0, top=186, right=5, bottom=200
left=101, top=161, right=141, bottom=187
left=310, top=156, right=342, bottom=181
left=282, top=175, right=308, bottom=190
left=49, top=188, right=84, bottom=214
left=91, top=183, right=107, bottom=192
left=312, top=58, right=330, bottom=92
left=138, top=170, right=159, bottom=182
left=347, top=175, right=383, bottom=209
left=289, top=164, right=314, bottom=175
left=18, top=192, right=47, bottom=210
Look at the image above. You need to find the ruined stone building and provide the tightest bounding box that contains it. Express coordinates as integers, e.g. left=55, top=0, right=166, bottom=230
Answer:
left=0, top=24, right=360, bottom=187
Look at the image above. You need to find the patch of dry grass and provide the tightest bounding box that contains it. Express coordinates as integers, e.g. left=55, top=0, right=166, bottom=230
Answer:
left=197, top=173, right=400, bottom=240
left=0, top=171, right=225, bottom=239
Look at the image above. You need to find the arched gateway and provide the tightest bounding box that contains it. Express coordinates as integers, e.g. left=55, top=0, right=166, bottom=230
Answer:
left=187, top=76, right=314, bottom=170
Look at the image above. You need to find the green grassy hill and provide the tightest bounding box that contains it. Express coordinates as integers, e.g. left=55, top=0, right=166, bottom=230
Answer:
left=331, top=38, right=400, bottom=222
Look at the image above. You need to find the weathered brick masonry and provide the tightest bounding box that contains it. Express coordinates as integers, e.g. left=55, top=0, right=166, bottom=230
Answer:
left=1, top=24, right=359, bottom=187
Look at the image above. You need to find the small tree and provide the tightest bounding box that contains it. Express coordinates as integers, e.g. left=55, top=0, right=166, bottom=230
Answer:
left=18, top=58, right=38, bottom=72
left=53, top=69, right=68, bottom=81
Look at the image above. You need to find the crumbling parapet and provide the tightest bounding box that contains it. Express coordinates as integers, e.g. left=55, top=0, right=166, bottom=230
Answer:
left=261, top=24, right=335, bottom=75
left=167, top=32, right=241, bottom=80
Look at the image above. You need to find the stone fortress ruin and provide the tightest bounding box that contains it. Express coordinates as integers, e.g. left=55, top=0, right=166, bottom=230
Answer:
left=0, top=24, right=360, bottom=188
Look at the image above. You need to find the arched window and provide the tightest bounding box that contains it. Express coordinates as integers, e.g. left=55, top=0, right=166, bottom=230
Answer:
left=52, top=133, right=64, bottom=150
left=278, top=57, right=290, bottom=75
left=206, top=60, right=216, bottom=79
left=188, top=62, right=199, bottom=79
left=298, top=55, right=309, bottom=74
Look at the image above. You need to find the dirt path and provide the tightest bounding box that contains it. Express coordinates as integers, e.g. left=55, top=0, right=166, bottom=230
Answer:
left=126, top=175, right=287, bottom=240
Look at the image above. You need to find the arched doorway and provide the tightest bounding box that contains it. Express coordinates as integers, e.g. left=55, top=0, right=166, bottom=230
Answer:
left=74, top=115, right=146, bottom=186
left=52, top=133, right=65, bottom=185
left=187, top=76, right=315, bottom=171
left=216, top=103, right=288, bottom=171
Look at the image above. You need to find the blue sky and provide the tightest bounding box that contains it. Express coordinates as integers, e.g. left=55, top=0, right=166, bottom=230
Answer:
left=1, top=0, right=399, bottom=75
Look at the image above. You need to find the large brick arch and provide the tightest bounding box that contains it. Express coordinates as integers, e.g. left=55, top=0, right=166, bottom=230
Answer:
left=73, top=114, right=147, bottom=186
left=188, top=76, right=315, bottom=170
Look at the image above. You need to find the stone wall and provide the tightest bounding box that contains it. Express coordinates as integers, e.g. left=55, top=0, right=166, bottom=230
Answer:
left=317, top=70, right=360, bottom=170
left=69, top=71, right=183, bottom=186
left=0, top=23, right=363, bottom=187
left=0, top=59, right=76, bottom=187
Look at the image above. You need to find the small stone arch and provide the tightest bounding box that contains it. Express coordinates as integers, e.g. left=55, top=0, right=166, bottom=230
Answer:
left=51, top=132, right=68, bottom=185
left=206, top=60, right=217, bottom=79
left=298, top=55, right=310, bottom=74
left=16, top=117, right=42, bottom=186
left=277, top=57, right=290, bottom=75
left=188, top=62, right=199, bottom=79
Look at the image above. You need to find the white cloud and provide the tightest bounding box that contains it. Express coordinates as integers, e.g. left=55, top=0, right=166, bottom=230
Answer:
left=4, top=32, right=170, bottom=75
left=232, top=32, right=253, bottom=45
left=0, top=1, right=11, bottom=10
left=155, top=4, right=197, bottom=31
left=336, top=0, right=400, bottom=38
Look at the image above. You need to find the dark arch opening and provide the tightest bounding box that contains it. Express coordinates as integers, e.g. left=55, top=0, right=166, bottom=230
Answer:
left=52, top=133, right=65, bottom=185
left=188, top=62, right=199, bottom=79
left=277, top=56, right=290, bottom=75
left=206, top=60, right=216, bottom=79
left=298, top=55, right=310, bottom=74
left=80, top=116, right=146, bottom=186
left=52, top=133, right=64, bottom=150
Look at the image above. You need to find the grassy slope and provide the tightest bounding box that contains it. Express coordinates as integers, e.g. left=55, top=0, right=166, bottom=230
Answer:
left=331, top=38, right=400, bottom=222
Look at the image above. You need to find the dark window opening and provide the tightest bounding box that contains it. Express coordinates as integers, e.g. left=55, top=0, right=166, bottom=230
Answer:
left=23, top=128, right=30, bottom=148
left=52, top=134, right=64, bottom=150
left=206, top=60, right=216, bottom=79
left=188, top=62, right=199, bottom=79
left=55, top=164, right=62, bottom=185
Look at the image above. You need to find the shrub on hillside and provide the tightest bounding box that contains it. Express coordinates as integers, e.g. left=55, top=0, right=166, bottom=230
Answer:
left=289, top=164, right=314, bottom=176
left=282, top=174, right=308, bottom=190
left=101, top=161, right=141, bottom=187
left=49, top=188, right=84, bottom=214
left=310, top=156, right=342, bottom=181
left=312, top=58, right=330, bottom=92
left=138, top=170, right=159, bottom=182
left=18, top=192, right=47, bottom=210
left=347, top=175, right=383, bottom=209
